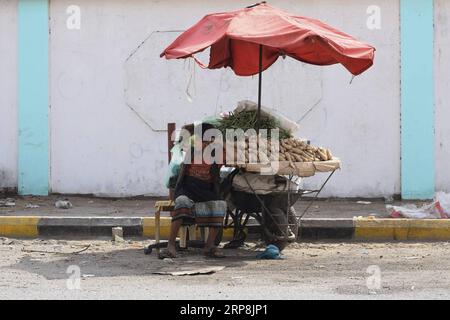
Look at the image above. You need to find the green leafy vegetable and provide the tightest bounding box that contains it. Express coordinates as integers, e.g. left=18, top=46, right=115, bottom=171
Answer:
left=216, top=110, right=292, bottom=140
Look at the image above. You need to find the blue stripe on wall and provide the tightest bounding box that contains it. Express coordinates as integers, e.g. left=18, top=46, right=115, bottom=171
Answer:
left=401, top=0, right=435, bottom=200
left=18, top=0, right=49, bottom=195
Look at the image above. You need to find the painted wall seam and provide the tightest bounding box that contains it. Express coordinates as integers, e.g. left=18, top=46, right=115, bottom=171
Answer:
left=400, top=0, right=435, bottom=199
left=18, top=0, right=49, bottom=195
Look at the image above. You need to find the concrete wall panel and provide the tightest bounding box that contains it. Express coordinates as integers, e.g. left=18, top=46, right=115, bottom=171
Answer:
left=435, top=0, right=450, bottom=193
left=0, top=0, right=18, bottom=190
left=48, top=0, right=400, bottom=197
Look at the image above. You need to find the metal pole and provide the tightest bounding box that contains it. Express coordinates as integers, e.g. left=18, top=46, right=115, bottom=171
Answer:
left=256, top=44, right=263, bottom=132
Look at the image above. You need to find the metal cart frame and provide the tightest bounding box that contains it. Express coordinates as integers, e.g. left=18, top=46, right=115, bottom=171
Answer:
left=222, top=168, right=337, bottom=248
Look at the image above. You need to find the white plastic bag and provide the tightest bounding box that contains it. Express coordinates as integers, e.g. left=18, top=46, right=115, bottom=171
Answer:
left=435, top=192, right=450, bottom=217
left=386, top=203, right=441, bottom=219
left=386, top=192, right=450, bottom=219
left=164, top=143, right=185, bottom=189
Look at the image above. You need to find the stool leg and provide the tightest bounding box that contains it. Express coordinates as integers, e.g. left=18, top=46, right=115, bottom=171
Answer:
left=179, top=226, right=187, bottom=248
left=204, top=227, right=209, bottom=241
left=155, top=210, right=161, bottom=256
left=188, top=225, right=196, bottom=241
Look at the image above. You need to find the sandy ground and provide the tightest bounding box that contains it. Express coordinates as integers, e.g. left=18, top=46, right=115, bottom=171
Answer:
left=0, top=238, right=449, bottom=300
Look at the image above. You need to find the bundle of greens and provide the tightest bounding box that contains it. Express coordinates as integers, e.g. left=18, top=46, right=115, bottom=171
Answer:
left=216, top=110, right=292, bottom=140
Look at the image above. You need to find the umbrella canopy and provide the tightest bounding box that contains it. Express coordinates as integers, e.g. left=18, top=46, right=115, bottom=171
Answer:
left=160, top=2, right=375, bottom=76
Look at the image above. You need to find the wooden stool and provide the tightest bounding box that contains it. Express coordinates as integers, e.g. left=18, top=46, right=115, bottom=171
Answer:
left=154, top=200, right=197, bottom=255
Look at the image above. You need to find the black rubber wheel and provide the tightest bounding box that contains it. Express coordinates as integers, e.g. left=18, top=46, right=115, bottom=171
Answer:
left=261, top=206, right=299, bottom=252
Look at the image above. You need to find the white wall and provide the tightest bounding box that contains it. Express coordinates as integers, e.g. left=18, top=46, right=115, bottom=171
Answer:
left=435, top=0, right=450, bottom=193
left=48, top=0, right=400, bottom=197
left=275, top=0, right=401, bottom=197
left=0, top=0, right=17, bottom=190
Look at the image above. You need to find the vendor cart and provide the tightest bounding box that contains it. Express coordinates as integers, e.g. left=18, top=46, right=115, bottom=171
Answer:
left=144, top=158, right=339, bottom=255
left=221, top=158, right=340, bottom=250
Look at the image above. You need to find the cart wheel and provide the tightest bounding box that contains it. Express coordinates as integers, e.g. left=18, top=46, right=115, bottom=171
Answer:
left=262, top=206, right=299, bottom=252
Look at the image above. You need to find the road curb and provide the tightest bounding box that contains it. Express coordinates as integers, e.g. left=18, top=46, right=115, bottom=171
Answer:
left=38, top=217, right=143, bottom=237
left=353, top=217, right=450, bottom=241
left=0, top=216, right=449, bottom=241
left=0, top=216, right=236, bottom=240
left=0, top=216, right=39, bottom=238
left=300, top=218, right=355, bottom=240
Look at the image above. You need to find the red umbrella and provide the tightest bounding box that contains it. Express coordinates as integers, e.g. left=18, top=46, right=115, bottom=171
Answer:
left=161, top=2, right=375, bottom=128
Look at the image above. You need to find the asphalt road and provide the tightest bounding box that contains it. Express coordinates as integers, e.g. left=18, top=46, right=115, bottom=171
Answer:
left=1, top=238, right=449, bottom=299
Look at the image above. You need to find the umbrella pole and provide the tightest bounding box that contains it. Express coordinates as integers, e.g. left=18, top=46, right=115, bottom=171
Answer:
left=256, top=44, right=263, bottom=133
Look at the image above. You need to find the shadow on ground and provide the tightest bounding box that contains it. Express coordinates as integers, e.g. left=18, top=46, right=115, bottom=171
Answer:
left=5, top=242, right=259, bottom=280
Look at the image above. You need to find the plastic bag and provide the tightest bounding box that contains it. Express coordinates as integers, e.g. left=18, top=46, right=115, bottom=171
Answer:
left=164, top=143, right=185, bottom=189
left=435, top=192, right=450, bottom=216
left=387, top=203, right=442, bottom=219
left=256, top=244, right=282, bottom=260
left=386, top=192, right=450, bottom=219
left=201, top=115, right=222, bottom=128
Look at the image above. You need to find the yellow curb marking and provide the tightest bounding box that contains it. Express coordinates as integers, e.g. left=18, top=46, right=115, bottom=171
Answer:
left=354, top=218, right=450, bottom=240
left=143, top=217, right=171, bottom=238
left=0, top=217, right=39, bottom=238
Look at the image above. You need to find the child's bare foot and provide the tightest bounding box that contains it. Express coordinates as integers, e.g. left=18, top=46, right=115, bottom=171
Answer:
left=167, top=243, right=177, bottom=257
left=159, top=244, right=177, bottom=259
left=204, top=247, right=225, bottom=258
